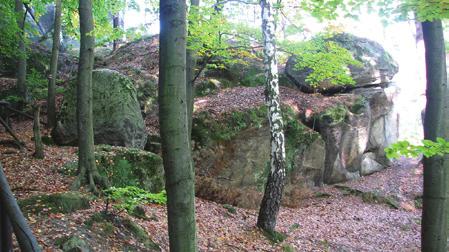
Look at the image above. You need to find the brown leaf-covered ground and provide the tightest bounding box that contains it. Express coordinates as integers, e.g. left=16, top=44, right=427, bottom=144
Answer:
left=0, top=115, right=421, bottom=251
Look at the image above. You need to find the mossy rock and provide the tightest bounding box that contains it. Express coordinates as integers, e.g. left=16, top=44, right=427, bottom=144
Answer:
left=52, top=69, right=147, bottom=149
left=55, top=235, right=92, bottom=252
left=122, top=218, right=160, bottom=251
left=95, top=145, right=164, bottom=193
left=19, top=192, right=90, bottom=215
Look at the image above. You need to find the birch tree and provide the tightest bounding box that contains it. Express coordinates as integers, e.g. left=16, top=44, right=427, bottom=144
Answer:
left=257, top=0, right=287, bottom=232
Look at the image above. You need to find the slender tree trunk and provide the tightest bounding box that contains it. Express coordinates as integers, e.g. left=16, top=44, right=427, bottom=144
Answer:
left=47, top=0, right=62, bottom=129
left=0, top=163, right=41, bottom=252
left=257, top=0, right=287, bottom=232
left=159, top=1, right=197, bottom=251
left=75, top=0, right=104, bottom=191
left=0, top=204, right=13, bottom=252
left=113, top=14, right=120, bottom=51
left=15, top=0, right=27, bottom=105
left=186, top=0, right=200, bottom=137
left=33, top=104, right=44, bottom=159
left=421, top=20, right=449, bottom=252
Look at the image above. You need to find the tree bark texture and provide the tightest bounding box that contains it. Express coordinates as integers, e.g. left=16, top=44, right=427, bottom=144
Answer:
left=421, top=20, right=449, bottom=252
left=257, top=0, right=287, bottom=232
left=159, top=1, right=197, bottom=251
left=186, top=0, right=200, bottom=137
left=47, top=0, right=62, bottom=129
left=77, top=0, right=103, bottom=191
left=15, top=0, right=27, bottom=104
left=0, top=204, right=13, bottom=252
left=33, top=104, right=44, bottom=159
left=0, top=163, right=41, bottom=251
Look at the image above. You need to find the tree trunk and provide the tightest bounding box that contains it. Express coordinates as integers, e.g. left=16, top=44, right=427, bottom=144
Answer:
left=421, top=20, right=449, bottom=252
left=257, top=0, right=287, bottom=232
left=0, top=163, right=41, bottom=252
left=33, top=104, right=44, bottom=159
left=186, top=0, right=200, bottom=137
left=75, top=0, right=104, bottom=192
left=47, top=0, right=62, bottom=129
left=0, top=204, right=13, bottom=252
left=159, top=1, right=197, bottom=251
left=113, top=14, right=120, bottom=51
left=15, top=0, right=27, bottom=105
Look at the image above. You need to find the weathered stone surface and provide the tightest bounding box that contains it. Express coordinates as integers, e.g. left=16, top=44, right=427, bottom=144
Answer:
left=52, top=69, right=147, bottom=149
left=285, top=33, right=399, bottom=94
left=319, top=87, right=398, bottom=183
left=361, top=152, right=384, bottom=176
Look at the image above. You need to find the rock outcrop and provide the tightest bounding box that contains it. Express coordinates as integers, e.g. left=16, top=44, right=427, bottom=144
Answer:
left=285, top=33, right=399, bottom=94
left=52, top=69, right=147, bottom=149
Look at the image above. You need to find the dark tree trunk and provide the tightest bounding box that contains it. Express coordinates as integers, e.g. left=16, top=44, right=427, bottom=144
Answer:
left=47, top=0, right=62, bottom=129
left=0, top=163, right=41, bottom=251
left=159, top=1, right=197, bottom=251
left=15, top=0, right=27, bottom=105
left=186, top=0, right=200, bottom=137
left=33, top=104, right=44, bottom=159
left=0, top=204, right=13, bottom=252
left=257, top=0, right=287, bottom=232
left=75, top=0, right=105, bottom=191
left=421, top=20, right=449, bottom=252
left=113, top=14, right=120, bottom=51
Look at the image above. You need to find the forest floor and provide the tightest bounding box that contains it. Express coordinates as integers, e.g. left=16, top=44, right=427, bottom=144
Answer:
left=0, top=118, right=422, bottom=252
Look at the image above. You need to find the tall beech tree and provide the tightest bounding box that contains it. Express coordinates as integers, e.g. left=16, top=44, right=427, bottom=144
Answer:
left=159, top=0, right=197, bottom=251
left=421, top=19, right=449, bottom=252
left=257, top=0, right=287, bottom=232
left=75, top=0, right=104, bottom=191
left=15, top=0, right=27, bottom=105
left=47, top=0, right=62, bottom=129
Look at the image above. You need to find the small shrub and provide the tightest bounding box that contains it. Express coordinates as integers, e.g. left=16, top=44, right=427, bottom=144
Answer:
left=263, top=230, right=287, bottom=244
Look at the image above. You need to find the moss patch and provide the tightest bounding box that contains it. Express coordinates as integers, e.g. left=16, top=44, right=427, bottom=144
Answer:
left=122, top=218, right=160, bottom=251
left=95, top=145, right=164, bottom=193
left=19, top=192, right=90, bottom=215
left=318, top=105, right=348, bottom=125
left=192, top=106, right=267, bottom=147
left=335, top=185, right=400, bottom=209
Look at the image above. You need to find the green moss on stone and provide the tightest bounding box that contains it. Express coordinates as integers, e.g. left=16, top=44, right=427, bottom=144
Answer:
left=192, top=106, right=268, bottom=147
left=19, top=192, right=90, bottom=215
left=95, top=145, right=164, bottom=193
left=122, top=218, right=160, bottom=251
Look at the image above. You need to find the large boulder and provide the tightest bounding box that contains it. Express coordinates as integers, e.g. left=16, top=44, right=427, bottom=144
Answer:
left=52, top=69, right=147, bottom=149
left=318, top=87, right=398, bottom=183
left=193, top=107, right=325, bottom=208
left=285, top=33, right=399, bottom=94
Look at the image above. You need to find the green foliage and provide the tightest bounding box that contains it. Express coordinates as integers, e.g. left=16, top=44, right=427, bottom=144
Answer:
left=281, top=35, right=362, bottom=87
left=262, top=230, right=287, bottom=244
left=223, top=204, right=237, bottom=214
left=350, top=96, right=367, bottom=114
left=0, top=1, right=22, bottom=59
left=104, top=186, right=166, bottom=213
left=319, top=105, right=348, bottom=125
left=385, top=138, right=449, bottom=159
left=187, top=1, right=260, bottom=70
left=26, top=68, right=48, bottom=100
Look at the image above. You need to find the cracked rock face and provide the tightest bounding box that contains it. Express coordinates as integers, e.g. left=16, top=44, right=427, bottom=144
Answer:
left=285, top=33, right=399, bottom=94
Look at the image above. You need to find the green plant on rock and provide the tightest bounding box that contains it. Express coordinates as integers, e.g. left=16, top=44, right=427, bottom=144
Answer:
left=103, top=186, right=166, bottom=214
left=319, top=105, right=348, bottom=125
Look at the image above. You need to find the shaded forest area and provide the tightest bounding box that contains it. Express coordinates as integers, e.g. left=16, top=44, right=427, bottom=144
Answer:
left=0, top=0, right=448, bottom=251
